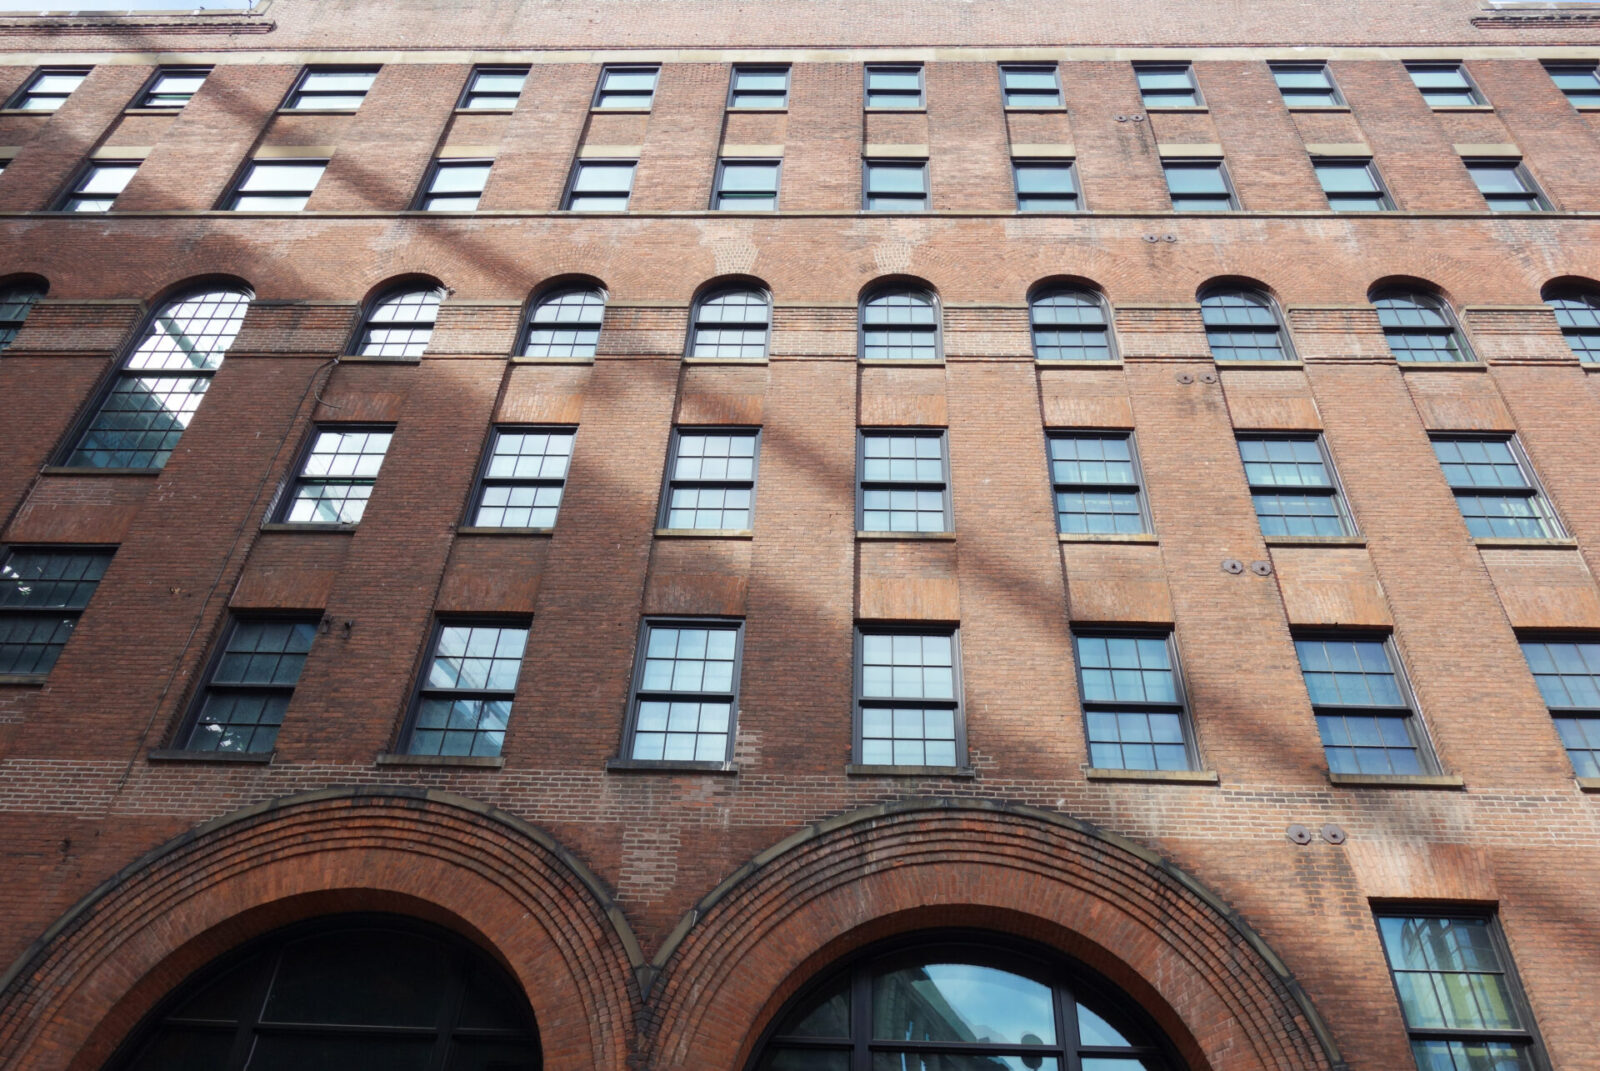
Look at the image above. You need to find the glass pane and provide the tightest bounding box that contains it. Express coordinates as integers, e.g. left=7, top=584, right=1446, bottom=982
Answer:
left=263, top=929, right=448, bottom=1026
left=247, top=1035, right=432, bottom=1071
left=757, top=1051, right=851, bottom=1071
left=871, top=961, right=1056, bottom=1044
left=778, top=978, right=851, bottom=1038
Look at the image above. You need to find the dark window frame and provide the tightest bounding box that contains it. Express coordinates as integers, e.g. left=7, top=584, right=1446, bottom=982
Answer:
left=1134, top=62, right=1203, bottom=107
left=1542, top=285, right=1600, bottom=362
left=273, top=423, right=395, bottom=526
left=133, top=65, right=211, bottom=109
left=862, top=157, right=930, bottom=211
left=1372, top=289, right=1477, bottom=364
left=685, top=285, right=773, bottom=359
left=1405, top=61, right=1486, bottom=106
left=1073, top=628, right=1201, bottom=772
left=657, top=425, right=762, bottom=532
left=457, top=64, right=529, bottom=110
left=349, top=285, right=443, bottom=358
left=175, top=611, right=320, bottom=754
left=1046, top=429, right=1152, bottom=536
left=864, top=63, right=925, bottom=109
left=1012, top=158, right=1082, bottom=212
left=711, top=156, right=781, bottom=211
left=1430, top=432, right=1565, bottom=540
left=856, top=427, right=953, bottom=533
left=5, top=67, right=90, bottom=112
left=1313, top=156, right=1396, bottom=211
left=591, top=64, right=661, bottom=110
left=1162, top=157, right=1239, bottom=211
left=0, top=543, right=114, bottom=680
left=727, top=64, right=791, bottom=109
left=1463, top=157, right=1552, bottom=212
left=852, top=624, right=966, bottom=768
left=999, top=63, right=1063, bottom=108
left=1295, top=630, right=1442, bottom=776
left=1518, top=633, right=1600, bottom=778
left=415, top=157, right=492, bottom=211
left=1545, top=60, right=1600, bottom=107
left=561, top=158, right=637, bottom=211
left=223, top=157, right=328, bottom=211
left=1199, top=286, right=1296, bottom=361
left=396, top=615, right=531, bottom=759
left=1029, top=285, right=1116, bottom=361
left=282, top=65, right=379, bottom=111
left=464, top=423, right=578, bottom=531
left=1270, top=61, right=1344, bottom=107
left=0, top=281, right=45, bottom=354
left=53, top=158, right=139, bottom=213
left=619, top=615, right=746, bottom=766
left=857, top=285, right=943, bottom=361
left=520, top=283, right=609, bottom=358
left=1237, top=432, right=1358, bottom=539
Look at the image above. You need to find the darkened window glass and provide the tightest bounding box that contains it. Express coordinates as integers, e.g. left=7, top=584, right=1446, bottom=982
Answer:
left=1031, top=288, right=1112, bottom=360
left=1375, top=913, right=1547, bottom=1071
left=523, top=287, right=606, bottom=357
left=1373, top=291, right=1474, bottom=363
left=593, top=65, right=659, bottom=109
left=1201, top=289, right=1292, bottom=360
left=856, top=629, right=962, bottom=766
left=729, top=65, right=789, bottom=108
left=67, top=288, right=251, bottom=469
left=419, top=159, right=490, bottom=211
left=865, top=64, right=924, bottom=108
left=137, top=66, right=210, bottom=108
left=863, top=159, right=928, bottom=210
left=860, top=288, right=939, bottom=360
left=1000, top=64, right=1062, bottom=107
left=1315, top=158, right=1395, bottom=211
left=280, top=426, right=393, bottom=525
left=690, top=288, right=770, bottom=358
left=1238, top=435, right=1354, bottom=538
left=858, top=430, right=950, bottom=532
left=1431, top=435, right=1561, bottom=540
left=57, top=160, right=138, bottom=212
left=1296, top=635, right=1434, bottom=776
left=1135, top=63, right=1201, bottom=106
left=1546, top=62, right=1600, bottom=107
left=1465, top=158, right=1550, bottom=212
left=0, top=283, right=45, bottom=354
left=564, top=160, right=635, bottom=211
left=713, top=159, right=780, bottom=210
left=227, top=159, right=326, bottom=211
left=184, top=617, right=317, bottom=753
left=7, top=67, right=88, bottom=111
left=1544, top=288, right=1600, bottom=362
left=624, top=619, right=742, bottom=762
left=404, top=620, right=528, bottom=757
left=461, top=66, right=527, bottom=109
left=1048, top=432, right=1148, bottom=535
left=469, top=426, right=575, bottom=529
left=0, top=548, right=112, bottom=677
left=1406, top=62, right=1483, bottom=106
left=1271, top=62, right=1342, bottom=106
left=1074, top=632, right=1196, bottom=771
left=1013, top=159, right=1080, bottom=211
left=286, top=67, right=377, bottom=110
left=1521, top=638, right=1600, bottom=777
left=660, top=428, right=759, bottom=531
left=1163, top=159, right=1236, bottom=210
left=353, top=288, right=441, bottom=357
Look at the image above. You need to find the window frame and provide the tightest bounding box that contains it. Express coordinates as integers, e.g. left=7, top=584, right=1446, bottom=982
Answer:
left=1430, top=432, right=1565, bottom=541
left=656, top=425, right=762, bottom=532
left=1313, top=156, right=1396, bottom=211
left=464, top=423, right=578, bottom=532
left=1405, top=61, right=1486, bottom=107
left=282, top=65, right=379, bottom=112
left=1270, top=61, right=1345, bottom=107
left=133, top=65, right=211, bottom=110
left=1073, top=628, right=1201, bottom=772
left=619, top=615, right=746, bottom=767
left=520, top=284, right=608, bottom=358
left=1199, top=286, right=1297, bottom=362
left=1134, top=62, right=1203, bottom=108
left=224, top=157, right=327, bottom=212
left=396, top=615, right=531, bottom=759
left=54, top=158, right=139, bottom=213
left=274, top=423, right=395, bottom=527
left=861, top=157, right=930, bottom=212
left=175, top=612, right=320, bottom=754
left=1046, top=429, right=1152, bottom=536
left=863, top=63, right=925, bottom=109
left=1012, top=158, right=1082, bottom=212
left=686, top=285, right=773, bottom=359
left=415, top=157, right=491, bottom=212
left=591, top=64, right=660, bottom=110
left=0, top=281, right=45, bottom=354
left=1545, top=60, right=1600, bottom=108
left=1542, top=285, right=1600, bottom=363
left=1463, top=157, right=1552, bottom=212
left=1236, top=432, right=1358, bottom=539
left=0, top=543, right=114, bottom=680
left=1029, top=286, right=1116, bottom=362
left=856, top=427, right=953, bottom=534
left=1294, top=630, right=1441, bottom=777
left=858, top=285, right=943, bottom=362
left=1372, top=290, right=1477, bottom=364
left=1162, top=157, right=1239, bottom=211
left=852, top=625, right=967, bottom=769
left=999, top=63, right=1063, bottom=108
left=1518, top=634, right=1600, bottom=778
left=711, top=156, right=781, bottom=211
left=457, top=64, right=529, bottom=111
left=5, top=67, right=90, bottom=112
left=348, top=285, right=443, bottom=358
left=727, top=64, right=791, bottom=109
left=562, top=158, right=637, bottom=212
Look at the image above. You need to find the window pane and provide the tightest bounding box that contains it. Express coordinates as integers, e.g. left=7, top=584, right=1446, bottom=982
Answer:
left=870, top=962, right=1055, bottom=1044
left=525, top=288, right=606, bottom=356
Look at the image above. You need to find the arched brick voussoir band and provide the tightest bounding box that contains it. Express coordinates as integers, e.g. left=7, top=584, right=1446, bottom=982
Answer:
left=647, top=798, right=1346, bottom=1071
left=0, top=787, right=643, bottom=1071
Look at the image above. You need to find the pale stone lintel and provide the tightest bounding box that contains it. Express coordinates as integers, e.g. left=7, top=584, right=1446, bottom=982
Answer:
left=1011, top=143, right=1075, bottom=158
left=577, top=143, right=641, bottom=159
left=1156, top=143, right=1223, bottom=158
left=92, top=145, right=151, bottom=160
left=863, top=143, right=929, bottom=158
left=1455, top=142, right=1522, bottom=157
left=437, top=144, right=498, bottom=159
left=256, top=144, right=334, bottom=158
left=720, top=144, right=783, bottom=157
left=0, top=146, right=18, bottom=158
left=1304, top=143, right=1371, bottom=158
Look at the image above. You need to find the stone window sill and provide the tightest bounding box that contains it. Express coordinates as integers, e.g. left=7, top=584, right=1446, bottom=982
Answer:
left=1036, top=358, right=1123, bottom=368
left=277, top=107, right=359, bottom=116
left=1143, top=105, right=1209, bottom=113
left=509, top=355, right=595, bottom=365
left=1397, top=361, right=1486, bottom=372
left=148, top=748, right=273, bottom=764
left=655, top=528, right=754, bottom=539
left=453, top=107, right=515, bottom=115
left=1004, top=105, right=1070, bottom=113
left=858, top=358, right=945, bottom=367
left=857, top=530, right=956, bottom=541
left=260, top=522, right=357, bottom=534
left=1214, top=359, right=1305, bottom=369
left=0, top=674, right=47, bottom=687
left=456, top=526, right=554, bottom=537
left=1287, top=105, right=1352, bottom=113
left=1085, top=767, right=1219, bottom=784
left=339, top=353, right=421, bottom=364
left=864, top=106, right=928, bottom=114
left=1429, top=104, right=1495, bottom=112
left=40, top=466, right=161, bottom=477
left=845, top=764, right=976, bottom=778
left=1472, top=537, right=1578, bottom=549
left=376, top=753, right=504, bottom=768
left=605, top=758, right=738, bottom=774
left=1263, top=535, right=1366, bottom=548
left=1058, top=532, right=1157, bottom=544
left=682, top=356, right=769, bottom=365
left=1577, top=777, right=1600, bottom=793
left=1327, top=772, right=1465, bottom=789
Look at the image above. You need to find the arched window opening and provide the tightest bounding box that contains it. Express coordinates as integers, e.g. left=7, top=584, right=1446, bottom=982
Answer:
left=860, top=287, right=940, bottom=362
left=1030, top=287, right=1114, bottom=362
left=354, top=286, right=443, bottom=359
left=690, top=287, right=771, bottom=359
left=751, top=935, right=1176, bottom=1071
left=1544, top=286, right=1600, bottom=363
left=523, top=286, right=607, bottom=359
left=110, top=915, right=541, bottom=1071
left=67, top=287, right=251, bottom=469
left=1200, top=288, right=1293, bottom=362
left=1372, top=290, right=1474, bottom=363
left=0, top=282, right=45, bottom=354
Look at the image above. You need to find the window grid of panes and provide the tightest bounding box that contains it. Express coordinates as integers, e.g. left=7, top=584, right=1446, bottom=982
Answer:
left=865, top=64, right=923, bottom=108
left=858, top=431, right=950, bottom=533
left=1314, top=158, right=1395, bottom=211
left=8, top=68, right=88, bottom=111
left=860, top=289, right=939, bottom=360
left=1406, top=62, right=1483, bottom=106
left=1200, top=290, right=1292, bottom=360
left=523, top=287, right=606, bottom=357
left=460, top=66, right=527, bottom=110
left=863, top=159, right=929, bottom=210
left=627, top=621, right=742, bottom=762
left=419, top=159, right=490, bottom=211
left=0, top=548, right=112, bottom=677
left=1164, top=159, right=1236, bottom=210
left=728, top=65, right=789, bottom=108
left=565, top=160, right=635, bottom=211
left=593, top=66, right=659, bottom=109
left=690, top=288, right=770, bottom=358
left=59, top=161, right=138, bottom=212
left=713, top=159, right=780, bottom=210
left=1135, top=63, right=1201, bottom=106
left=1296, top=636, right=1432, bottom=776
left=280, top=427, right=393, bottom=525
left=1048, top=432, right=1148, bottom=536
left=1521, top=639, right=1600, bottom=777
left=1545, top=290, right=1600, bottom=361
left=1464, top=158, right=1550, bottom=212
left=1546, top=62, right=1600, bottom=107
left=0, top=283, right=45, bottom=353
left=1013, top=159, right=1081, bottom=211
left=1431, top=436, right=1561, bottom=540
left=470, top=426, right=575, bottom=529
left=406, top=621, right=528, bottom=758
left=1374, top=292, right=1474, bottom=363
left=1000, top=64, right=1062, bottom=107
left=67, top=289, right=251, bottom=469
left=353, top=288, right=441, bottom=358
left=1075, top=633, right=1195, bottom=771
left=1238, top=435, right=1355, bottom=538
left=227, top=159, right=326, bottom=211
left=1375, top=914, right=1546, bottom=1071
left=138, top=67, right=210, bottom=109
left=1271, top=63, right=1342, bottom=106
left=1031, top=288, right=1112, bottom=360
left=184, top=617, right=317, bottom=753
left=286, top=67, right=377, bottom=110
left=661, top=429, right=759, bottom=531
left=857, top=630, right=962, bottom=766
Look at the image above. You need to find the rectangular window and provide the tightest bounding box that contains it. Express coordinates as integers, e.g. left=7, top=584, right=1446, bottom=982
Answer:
left=1431, top=435, right=1562, bottom=540
left=564, top=160, right=635, bottom=211
left=1521, top=638, right=1600, bottom=778
left=183, top=616, right=317, bottom=753
left=1163, top=159, right=1237, bottom=210
left=1406, top=62, right=1483, bottom=106
left=404, top=620, right=528, bottom=758
left=1314, top=158, right=1395, bottom=211
left=856, top=629, right=963, bottom=767
left=1048, top=432, right=1149, bottom=536
left=729, top=65, right=790, bottom=109
left=593, top=65, right=659, bottom=109
left=469, top=426, right=575, bottom=530
left=1000, top=64, right=1062, bottom=107
left=713, top=158, right=780, bottom=210
left=1271, top=62, right=1343, bottom=107
left=1013, top=159, right=1081, bottom=212
left=285, top=67, right=377, bottom=110
left=0, top=547, right=112, bottom=677
left=279, top=426, right=393, bottom=525
left=460, top=66, right=528, bottom=110
left=7, top=68, right=88, bottom=112
left=137, top=66, right=210, bottom=109
left=624, top=619, right=743, bottom=763
left=1375, top=913, right=1547, bottom=1071
left=57, top=161, right=138, bottom=212
left=1237, top=435, right=1355, bottom=538
left=858, top=430, right=951, bottom=533
left=227, top=159, right=326, bottom=211
left=660, top=428, right=760, bottom=531
left=1546, top=62, right=1600, bottom=107
left=1074, top=632, right=1196, bottom=771
left=419, top=159, right=490, bottom=211
left=865, top=64, right=924, bottom=108
left=863, top=159, right=929, bottom=211
left=1465, top=158, right=1550, bottom=212
left=1296, top=634, right=1435, bottom=775
left=1135, top=63, right=1201, bottom=107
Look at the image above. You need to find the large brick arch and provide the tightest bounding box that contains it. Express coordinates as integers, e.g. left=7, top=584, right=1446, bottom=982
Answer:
left=646, top=799, right=1345, bottom=1071
left=0, top=787, right=642, bottom=1071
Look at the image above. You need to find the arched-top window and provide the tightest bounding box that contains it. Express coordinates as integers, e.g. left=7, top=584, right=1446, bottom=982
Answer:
left=1200, top=287, right=1294, bottom=362
left=1030, top=286, right=1114, bottom=362
left=523, top=285, right=607, bottom=359
left=353, top=285, right=443, bottom=358
left=1372, top=289, right=1474, bottom=363
left=688, top=286, right=771, bottom=359
left=66, top=286, right=251, bottom=469
left=860, top=286, right=940, bottom=361
left=0, top=281, right=45, bottom=354
left=751, top=935, right=1176, bottom=1071
left=110, top=915, right=541, bottom=1071
left=1543, top=285, right=1600, bottom=363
